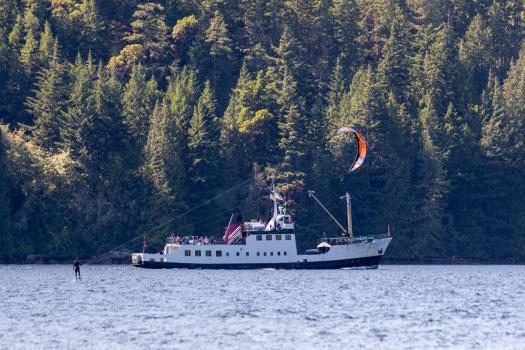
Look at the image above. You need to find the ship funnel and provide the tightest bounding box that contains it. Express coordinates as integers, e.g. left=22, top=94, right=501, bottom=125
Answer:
left=223, top=209, right=245, bottom=244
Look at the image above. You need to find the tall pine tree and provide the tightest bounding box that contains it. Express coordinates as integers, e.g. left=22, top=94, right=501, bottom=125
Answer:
left=26, top=40, right=67, bottom=149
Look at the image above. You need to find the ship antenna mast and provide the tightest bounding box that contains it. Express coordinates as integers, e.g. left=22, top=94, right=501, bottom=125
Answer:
left=307, top=190, right=347, bottom=235
left=271, top=181, right=278, bottom=219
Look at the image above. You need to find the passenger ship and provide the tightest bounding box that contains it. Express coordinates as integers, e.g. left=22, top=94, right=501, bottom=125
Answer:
left=131, top=187, right=392, bottom=269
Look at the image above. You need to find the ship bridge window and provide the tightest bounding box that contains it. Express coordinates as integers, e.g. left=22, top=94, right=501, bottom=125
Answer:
left=185, top=250, right=191, bottom=256
left=216, top=251, right=222, bottom=257
left=256, top=235, right=262, bottom=241
left=285, top=234, right=291, bottom=240
left=195, top=250, right=201, bottom=257
left=266, top=235, right=272, bottom=240
left=276, top=235, right=282, bottom=240
left=283, top=216, right=291, bottom=224
left=206, top=250, right=212, bottom=257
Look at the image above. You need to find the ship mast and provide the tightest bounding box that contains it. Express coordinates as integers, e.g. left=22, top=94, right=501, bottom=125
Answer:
left=271, top=182, right=278, bottom=219
left=342, top=192, right=353, bottom=242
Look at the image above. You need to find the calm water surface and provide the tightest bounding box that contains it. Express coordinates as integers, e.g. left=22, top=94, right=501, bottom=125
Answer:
left=1, top=265, right=524, bottom=349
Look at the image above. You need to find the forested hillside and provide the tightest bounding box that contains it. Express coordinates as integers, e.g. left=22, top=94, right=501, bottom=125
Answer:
left=1, top=0, right=525, bottom=260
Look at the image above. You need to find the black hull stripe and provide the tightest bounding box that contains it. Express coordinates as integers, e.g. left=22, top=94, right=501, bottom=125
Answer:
left=133, top=255, right=383, bottom=270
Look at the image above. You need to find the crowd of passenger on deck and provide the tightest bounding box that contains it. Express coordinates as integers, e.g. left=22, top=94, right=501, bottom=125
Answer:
left=168, top=235, right=218, bottom=245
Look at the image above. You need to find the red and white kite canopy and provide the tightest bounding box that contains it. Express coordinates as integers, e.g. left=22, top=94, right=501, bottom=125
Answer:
left=337, top=127, right=367, bottom=172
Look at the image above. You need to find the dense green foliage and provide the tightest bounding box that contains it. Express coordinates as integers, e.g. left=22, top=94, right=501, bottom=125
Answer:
left=1, top=0, right=525, bottom=259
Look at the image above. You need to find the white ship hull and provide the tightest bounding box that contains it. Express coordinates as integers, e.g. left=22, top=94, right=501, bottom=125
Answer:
left=132, top=233, right=391, bottom=269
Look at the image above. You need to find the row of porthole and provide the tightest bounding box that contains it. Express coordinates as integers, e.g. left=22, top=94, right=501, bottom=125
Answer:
left=256, top=234, right=292, bottom=241
left=184, top=250, right=287, bottom=257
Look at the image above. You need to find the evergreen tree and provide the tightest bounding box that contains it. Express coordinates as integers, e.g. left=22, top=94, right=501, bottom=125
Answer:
left=1, top=27, right=24, bottom=123
left=167, top=66, right=199, bottom=140
left=22, top=0, right=40, bottom=35
left=80, top=0, right=104, bottom=53
left=481, top=74, right=508, bottom=159
left=273, top=25, right=305, bottom=94
left=20, top=28, right=39, bottom=76
left=0, top=0, right=17, bottom=31
left=459, top=14, right=492, bottom=100
left=501, top=44, right=525, bottom=163
left=26, top=40, right=67, bottom=149
left=378, top=18, right=412, bottom=103
left=61, top=53, right=97, bottom=155
left=330, top=0, right=360, bottom=76
left=242, top=0, right=280, bottom=70
left=421, top=25, right=460, bottom=116
left=0, top=128, right=13, bottom=257
left=415, top=92, right=450, bottom=255
left=8, top=14, right=24, bottom=51
left=171, top=15, right=199, bottom=66
left=325, top=56, right=345, bottom=132
left=270, top=67, right=307, bottom=195
left=146, top=66, right=199, bottom=205
left=74, top=63, right=124, bottom=172
left=39, top=20, right=54, bottom=66
left=126, top=3, right=169, bottom=68
left=144, top=100, right=173, bottom=197
left=487, top=0, right=512, bottom=75
left=220, top=64, right=252, bottom=183
left=206, top=9, right=234, bottom=96
left=188, top=81, right=220, bottom=193
left=122, top=64, right=157, bottom=153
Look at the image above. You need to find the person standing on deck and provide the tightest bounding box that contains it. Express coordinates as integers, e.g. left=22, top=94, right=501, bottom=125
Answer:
left=73, top=258, right=81, bottom=279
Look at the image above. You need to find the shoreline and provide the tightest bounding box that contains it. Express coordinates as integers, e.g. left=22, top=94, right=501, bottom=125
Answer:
left=1, top=255, right=525, bottom=265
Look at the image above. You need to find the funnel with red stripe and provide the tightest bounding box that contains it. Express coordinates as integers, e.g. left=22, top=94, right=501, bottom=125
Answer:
left=223, top=209, right=246, bottom=244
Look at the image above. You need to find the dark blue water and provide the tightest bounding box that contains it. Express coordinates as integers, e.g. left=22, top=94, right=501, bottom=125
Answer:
left=1, top=265, right=524, bottom=349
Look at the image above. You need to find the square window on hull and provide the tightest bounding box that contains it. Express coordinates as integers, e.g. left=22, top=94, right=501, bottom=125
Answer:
left=195, top=250, right=201, bottom=257
left=216, top=251, right=222, bottom=257
left=206, top=250, right=212, bottom=257
left=185, top=250, right=191, bottom=256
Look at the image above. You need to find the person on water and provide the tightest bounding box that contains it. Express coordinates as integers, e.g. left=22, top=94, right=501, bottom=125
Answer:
left=73, top=258, right=81, bottom=279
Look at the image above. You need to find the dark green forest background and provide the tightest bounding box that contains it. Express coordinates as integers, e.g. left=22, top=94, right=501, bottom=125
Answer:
left=1, top=0, right=525, bottom=260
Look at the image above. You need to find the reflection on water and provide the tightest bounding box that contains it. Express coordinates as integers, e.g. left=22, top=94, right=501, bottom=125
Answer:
left=1, top=265, right=524, bottom=349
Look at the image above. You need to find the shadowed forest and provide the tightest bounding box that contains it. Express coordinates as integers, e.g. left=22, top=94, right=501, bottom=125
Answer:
left=1, top=0, right=525, bottom=260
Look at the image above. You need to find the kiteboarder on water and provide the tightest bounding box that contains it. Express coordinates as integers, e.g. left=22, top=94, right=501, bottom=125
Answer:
left=73, top=258, right=81, bottom=280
